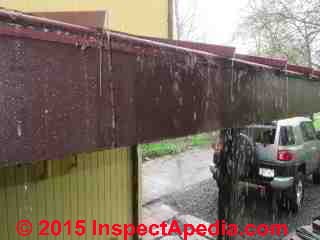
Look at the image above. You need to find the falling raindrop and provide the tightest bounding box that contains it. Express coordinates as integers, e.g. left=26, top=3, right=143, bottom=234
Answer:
left=172, top=81, right=180, bottom=96
left=178, top=97, right=183, bottom=106
left=20, top=163, right=34, bottom=224
left=137, top=55, right=145, bottom=73
left=17, top=120, right=22, bottom=137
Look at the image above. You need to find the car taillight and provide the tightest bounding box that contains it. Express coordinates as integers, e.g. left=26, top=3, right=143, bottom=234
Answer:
left=277, top=150, right=294, bottom=161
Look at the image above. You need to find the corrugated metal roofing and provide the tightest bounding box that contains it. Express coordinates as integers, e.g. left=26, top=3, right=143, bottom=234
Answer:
left=235, top=54, right=287, bottom=69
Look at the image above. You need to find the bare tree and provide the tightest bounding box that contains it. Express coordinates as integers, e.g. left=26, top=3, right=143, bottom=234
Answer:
left=236, top=0, right=320, bottom=68
left=174, top=0, right=205, bottom=41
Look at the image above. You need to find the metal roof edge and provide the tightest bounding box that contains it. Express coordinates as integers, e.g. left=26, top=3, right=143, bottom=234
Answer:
left=235, top=53, right=287, bottom=69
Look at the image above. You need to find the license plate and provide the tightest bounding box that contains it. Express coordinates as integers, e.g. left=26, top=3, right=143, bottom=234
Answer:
left=259, top=168, right=275, bottom=178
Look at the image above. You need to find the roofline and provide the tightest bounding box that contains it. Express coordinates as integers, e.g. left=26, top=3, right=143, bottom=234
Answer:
left=136, top=36, right=236, bottom=58
left=235, top=53, right=287, bottom=69
left=0, top=8, right=318, bottom=80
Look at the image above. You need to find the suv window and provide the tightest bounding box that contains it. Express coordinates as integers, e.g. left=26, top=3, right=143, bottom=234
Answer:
left=279, top=126, right=295, bottom=146
left=300, top=122, right=316, bottom=141
left=242, top=126, right=276, bottom=145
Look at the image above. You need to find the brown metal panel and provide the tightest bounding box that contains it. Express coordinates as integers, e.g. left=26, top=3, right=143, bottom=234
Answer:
left=132, top=51, right=225, bottom=144
left=0, top=34, right=102, bottom=165
left=175, top=41, right=235, bottom=58
left=30, top=40, right=100, bottom=161
left=97, top=47, right=114, bottom=149
left=0, top=9, right=319, bottom=166
left=235, top=54, right=287, bottom=69
left=287, top=64, right=313, bottom=76
left=222, top=60, right=288, bottom=127
left=112, top=51, right=137, bottom=147
left=288, top=77, right=320, bottom=116
left=141, top=36, right=235, bottom=58
left=0, top=37, right=32, bottom=165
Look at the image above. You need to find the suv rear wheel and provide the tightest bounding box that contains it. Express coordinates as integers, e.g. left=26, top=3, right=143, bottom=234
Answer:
left=290, top=172, right=304, bottom=213
left=313, top=168, right=320, bottom=184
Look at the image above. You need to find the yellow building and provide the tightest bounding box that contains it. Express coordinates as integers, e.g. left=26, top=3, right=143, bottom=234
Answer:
left=0, top=0, right=171, bottom=37
left=0, top=1, right=172, bottom=239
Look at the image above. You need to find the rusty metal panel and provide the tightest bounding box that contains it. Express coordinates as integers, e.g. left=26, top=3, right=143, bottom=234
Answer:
left=112, top=50, right=137, bottom=146
left=0, top=34, right=103, bottom=165
left=235, top=54, right=287, bottom=69
left=221, top=60, right=288, bottom=127
left=287, top=64, right=313, bottom=76
left=0, top=9, right=320, bottom=166
left=0, top=36, right=32, bottom=165
left=133, top=51, right=207, bottom=143
left=288, top=76, right=320, bottom=116
left=110, top=33, right=289, bottom=146
left=140, top=36, right=235, bottom=58
left=109, top=34, right=229, bottom=145
left=97, top=47, right=114, bottom=149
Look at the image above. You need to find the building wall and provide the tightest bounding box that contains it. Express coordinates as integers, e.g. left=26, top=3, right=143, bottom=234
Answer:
left=0, top=1, right=170, bottom=239
left=0, top=0, right=169, bottom=37
left=0, top=149, right=133, bottom=240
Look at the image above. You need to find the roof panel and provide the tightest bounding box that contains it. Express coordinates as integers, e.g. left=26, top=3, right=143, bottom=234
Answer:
left=140, top=36, right=235, bottom=58
left=287, top=64, right=313, bottom=76
left=235, top=54, right=287, bottom=69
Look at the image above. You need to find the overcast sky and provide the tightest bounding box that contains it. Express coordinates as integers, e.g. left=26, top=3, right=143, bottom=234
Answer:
left=180, top=0, right=249, bottom=53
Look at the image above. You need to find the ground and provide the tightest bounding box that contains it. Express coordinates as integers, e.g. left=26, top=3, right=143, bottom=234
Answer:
left=142, top=146, right=320, bottom=240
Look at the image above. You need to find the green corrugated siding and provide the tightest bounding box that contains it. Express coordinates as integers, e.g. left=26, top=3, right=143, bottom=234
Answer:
left=0, top=148, right=133, bottom=240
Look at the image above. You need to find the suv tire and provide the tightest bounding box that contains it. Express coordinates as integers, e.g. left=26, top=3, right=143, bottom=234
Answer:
left=290, top=172, right=304, bottom=213
left=313, top=168, right=320, bottom=184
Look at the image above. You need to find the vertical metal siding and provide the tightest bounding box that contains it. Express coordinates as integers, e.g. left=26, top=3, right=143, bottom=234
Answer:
left=0, top=148, right=133, bottom=240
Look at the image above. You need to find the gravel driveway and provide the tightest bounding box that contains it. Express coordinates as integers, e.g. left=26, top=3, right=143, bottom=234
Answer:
left=143, top=146, right=320, bottom=239
left=162, top=177, right=320, bottom=239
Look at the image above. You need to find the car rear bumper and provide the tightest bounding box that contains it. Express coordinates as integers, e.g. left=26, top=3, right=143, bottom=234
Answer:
left=210, top=163, right=294, bottom=190
left=270, top=176, right=294, bottom=190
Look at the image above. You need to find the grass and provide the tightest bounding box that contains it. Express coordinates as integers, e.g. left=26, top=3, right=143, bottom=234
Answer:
left=140, top=132, right=216, bottom=159
left=314, top=119, right=320, bottom=131
left=141, top=114, right=320, bottom=160
left=314, top=112, right=320, bottom=131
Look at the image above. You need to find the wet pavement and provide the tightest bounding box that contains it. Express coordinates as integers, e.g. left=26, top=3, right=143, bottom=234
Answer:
left=142, top=147, right=212, bottom=205
left=142, top=146, right=214, bottom=238
left=162, top=177, right=320, bottom=239
left=143, top=146, right=320, bottom=239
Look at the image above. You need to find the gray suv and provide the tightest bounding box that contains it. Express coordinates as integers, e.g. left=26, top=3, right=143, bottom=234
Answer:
left=210, top=117, right=320, bottom=212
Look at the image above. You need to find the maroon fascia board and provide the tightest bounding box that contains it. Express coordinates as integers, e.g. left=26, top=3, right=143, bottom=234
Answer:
left=313, top=69, right=320, bottom=78
left=175, top=41, right=235, bottom=58
left=235, top=54, right=287, bottom=69
left=287, top=64, right=313, bottom=76
left=0, top=12, right=223, bottom=60
left=0, top=8, right=315, bottom=77
left=1, top=8, right=320, bottom=166
left=141, top=36, right=236, bottom=58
